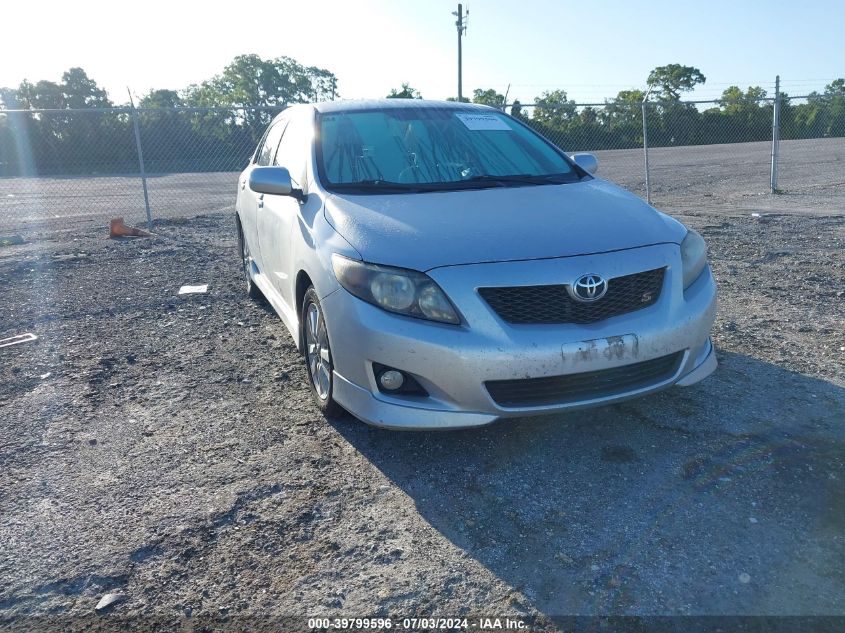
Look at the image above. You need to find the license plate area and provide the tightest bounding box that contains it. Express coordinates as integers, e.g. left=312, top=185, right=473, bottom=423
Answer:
left=561, top=334, right=639, bottom=366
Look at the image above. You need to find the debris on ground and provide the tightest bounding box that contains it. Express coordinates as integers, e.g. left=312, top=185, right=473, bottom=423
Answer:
left=94, top=593, right=126, bottom=612
left=0, top=332, right=38, bottom=349
left=109, top=217, right=154, bottom=238
left=178, top=284, right=208, bottom=295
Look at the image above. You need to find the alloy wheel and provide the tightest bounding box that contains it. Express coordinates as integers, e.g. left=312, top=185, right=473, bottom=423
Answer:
left=305, top=301, right=331, bottom=400
left=241, top=237, right=251, bottom=289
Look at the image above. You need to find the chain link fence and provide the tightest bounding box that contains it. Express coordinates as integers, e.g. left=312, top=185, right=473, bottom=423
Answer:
left=517, top=95, right=845, bottom=215
left=1, top=96, right=844, bottom=237
left=0, top=106, right=278, bottom=237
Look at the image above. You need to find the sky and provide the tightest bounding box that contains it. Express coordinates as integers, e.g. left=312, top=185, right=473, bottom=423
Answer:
left=1, top=0, right=843, bottom=106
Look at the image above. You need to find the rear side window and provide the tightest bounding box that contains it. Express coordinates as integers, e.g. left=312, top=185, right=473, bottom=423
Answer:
left=255, top=119, right=287, bottom=166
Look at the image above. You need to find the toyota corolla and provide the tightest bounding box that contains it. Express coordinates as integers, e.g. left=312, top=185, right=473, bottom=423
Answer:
left=235, top=100, right=717, bottom=429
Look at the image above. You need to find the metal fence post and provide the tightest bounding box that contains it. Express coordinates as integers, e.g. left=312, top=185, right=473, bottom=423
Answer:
left=128, top=90, right=153, bottom=230
left=770, top=75, right=781, bottom=193
left=642, top=89, right=653, bottom=205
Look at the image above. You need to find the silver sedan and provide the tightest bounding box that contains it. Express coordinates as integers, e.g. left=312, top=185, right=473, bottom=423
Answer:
left=235, top=100, right=716, bottom=429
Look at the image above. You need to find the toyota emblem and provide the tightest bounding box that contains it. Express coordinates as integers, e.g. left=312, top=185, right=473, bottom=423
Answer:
left=569, top=273, right=608, bottom=302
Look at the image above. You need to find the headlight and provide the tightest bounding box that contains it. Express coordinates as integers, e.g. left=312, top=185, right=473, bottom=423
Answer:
left=680, top=229, right=707, bottom=289
left=331, top=254, right=461, bottom=324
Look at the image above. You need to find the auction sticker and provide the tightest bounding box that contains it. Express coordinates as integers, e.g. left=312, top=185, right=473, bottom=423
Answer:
left=455, top=113, right=511, bottom=131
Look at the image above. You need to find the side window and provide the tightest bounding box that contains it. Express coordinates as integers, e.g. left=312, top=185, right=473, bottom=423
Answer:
left=255, top=119, right=287, bottom=166
left=273, top=114, right=312, bottom=187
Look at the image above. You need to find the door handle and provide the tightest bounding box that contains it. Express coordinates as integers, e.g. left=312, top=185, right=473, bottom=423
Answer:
left=241, top=179, right=246, bottom=190
left=258, top=194, right=264, bottom=209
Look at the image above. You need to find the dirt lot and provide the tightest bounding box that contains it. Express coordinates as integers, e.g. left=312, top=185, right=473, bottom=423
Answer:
left=0, top=197, right=844, bottom=629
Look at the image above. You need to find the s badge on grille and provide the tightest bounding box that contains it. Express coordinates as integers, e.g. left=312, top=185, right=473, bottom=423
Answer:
left=568, top=273, right=608, bottom=302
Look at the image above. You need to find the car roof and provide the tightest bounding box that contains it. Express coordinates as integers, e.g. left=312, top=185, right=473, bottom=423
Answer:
left=309, top=99, right=498, bottom=114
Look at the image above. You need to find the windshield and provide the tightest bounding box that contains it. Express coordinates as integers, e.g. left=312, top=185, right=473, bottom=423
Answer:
left=316, top=106, right=580, bottom=192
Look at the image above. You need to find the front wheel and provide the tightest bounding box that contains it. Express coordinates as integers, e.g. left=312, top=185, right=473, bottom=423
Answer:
left=302, top=287, right=343, bottom=416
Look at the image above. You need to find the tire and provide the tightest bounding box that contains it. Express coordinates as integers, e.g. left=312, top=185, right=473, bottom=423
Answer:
left=301, top=287, right=343, bottom=416
left=236, top=218, right=263, bottom=301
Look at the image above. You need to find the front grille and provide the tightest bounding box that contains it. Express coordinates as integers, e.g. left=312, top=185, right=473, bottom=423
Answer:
left=485, top=352, right=683, bottom=408
left=478, top=267, right=665, bottom=325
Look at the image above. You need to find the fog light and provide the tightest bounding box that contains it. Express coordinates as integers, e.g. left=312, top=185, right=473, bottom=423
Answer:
left=379, top=369, right=405, bottom=391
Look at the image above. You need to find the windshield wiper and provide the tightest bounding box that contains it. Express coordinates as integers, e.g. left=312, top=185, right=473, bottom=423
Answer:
left=451, top=174, right=573, bottom=189
left=330, top=174, right=574, bottom=195
left=330, top=180, right=436, bottom=194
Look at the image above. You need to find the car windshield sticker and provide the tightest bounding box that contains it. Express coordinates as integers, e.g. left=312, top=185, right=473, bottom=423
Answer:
left=455, top=113, right=511, bottom=131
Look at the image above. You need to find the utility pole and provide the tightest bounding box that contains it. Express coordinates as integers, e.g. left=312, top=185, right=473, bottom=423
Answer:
left=453, top=4, right=468, bottom=101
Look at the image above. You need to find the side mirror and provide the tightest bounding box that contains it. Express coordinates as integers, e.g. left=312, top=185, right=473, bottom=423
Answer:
left=570, top=153, right=598, bottom=175
left=249, top=166, right=293, bottom=196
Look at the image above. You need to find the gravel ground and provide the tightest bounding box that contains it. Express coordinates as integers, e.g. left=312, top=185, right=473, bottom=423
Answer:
left=0, top=172, right=237, bottom=237
left=0, top=202, right=843, bottom=630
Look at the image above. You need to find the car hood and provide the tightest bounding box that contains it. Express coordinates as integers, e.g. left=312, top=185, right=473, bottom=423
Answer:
left=323, top=179, right=687, bottom=271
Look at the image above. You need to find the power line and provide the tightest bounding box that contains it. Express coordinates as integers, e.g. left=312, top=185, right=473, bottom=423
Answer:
left=475, top=78, right=840, bottom=89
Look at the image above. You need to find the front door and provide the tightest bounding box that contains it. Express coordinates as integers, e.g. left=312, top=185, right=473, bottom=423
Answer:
left=242, top=118, right=287, bottom=269
left=257, top=112, right=310, bottom=311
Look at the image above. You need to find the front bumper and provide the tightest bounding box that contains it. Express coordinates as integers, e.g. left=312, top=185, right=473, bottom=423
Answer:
left=322, top=244, right=717, bottom=430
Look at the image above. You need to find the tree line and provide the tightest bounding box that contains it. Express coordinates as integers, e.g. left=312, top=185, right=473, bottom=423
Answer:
left=0, top=57, right=843, bottom=176
left=0, top=55, right=337, bottom=176
left=404, top=65, right=845, bottom=151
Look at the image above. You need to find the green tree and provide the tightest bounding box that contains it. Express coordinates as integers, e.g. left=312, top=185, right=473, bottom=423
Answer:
left=16, top=79, right=64, bottom=109
left=640, top=66, right=706, bottom=145
left=714, top=85, right=770, bottom=141
left=793, top=81, right=845, bottom=139
left=718, top=85, right=767, bottom=114
left=188, top=54, right=333, bottom=108
left=0, top=87, right=17, bottom=108
left=602, top=89, right=645, bottom=128
left=532, top=90, right=577, bottom=128
left=140, top=89, right=183, bottom=109
left=647, top=64, right=706, bottom=101
left=775, top=91, right=796, bottom=139
left=826, top=78, right=845, bottom=96
left=14, top=69, right=113, bottom=109
left=823, top=78, right=845, bottom=136
left=387, top=83, right=422, bottom=99
left=0, top=56, right=344, bottom=176
left=658, top=102, right=704, bottom=145
left=579, top=106, right=598, bottom=125
left=61, top=68, right=112, bottom=108
left=471, top=88, right=505, bottom=108
left=3, top=69, right=124, bottom=175
left=137, top=89, right=196, bottom=171
left=794, top=92, right=828, bottom=139
left=185, top=54, right=337, bottom=135
left=307, top=67, right=339, bottom=101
